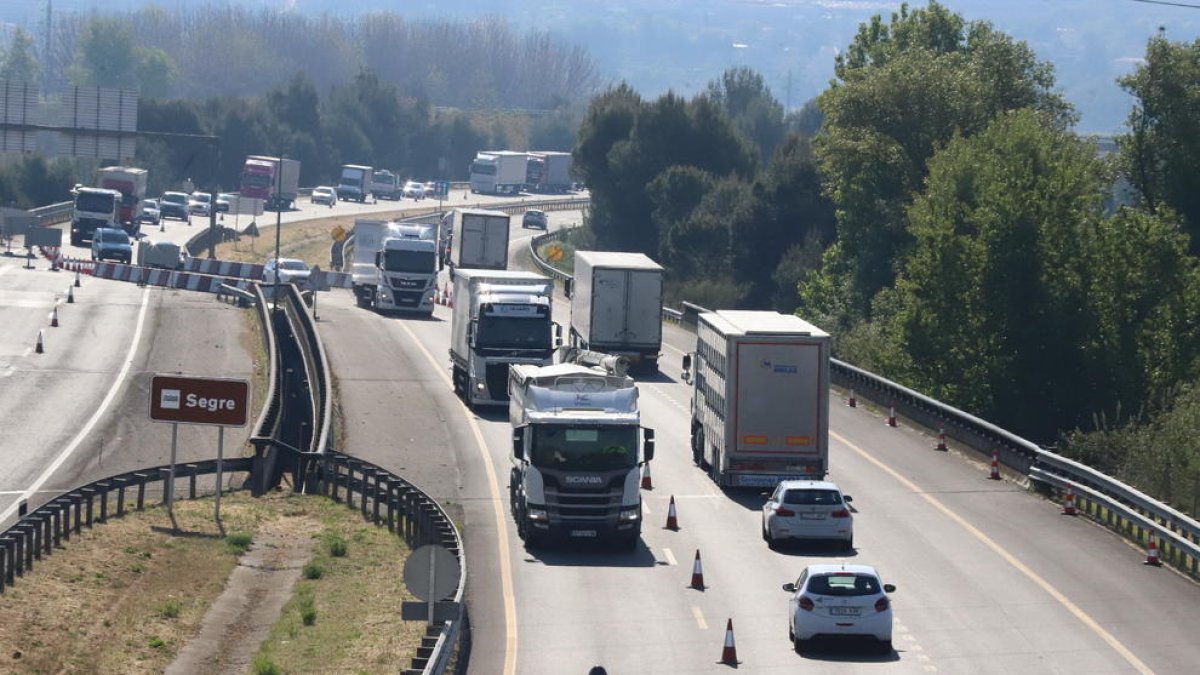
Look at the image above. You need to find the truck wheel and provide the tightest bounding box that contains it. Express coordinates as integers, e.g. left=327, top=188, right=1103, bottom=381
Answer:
left=691, top=426, right=704, bottom=466
left=618, top=534, right=640, bottom=552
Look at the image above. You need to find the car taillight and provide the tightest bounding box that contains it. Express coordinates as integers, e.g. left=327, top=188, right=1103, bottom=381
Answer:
left=774, top=507, right=795, bottom=517
left=874, top=596, right=889, bottom=612
left=799, top=596, right=814, bottom=612
left=831, top=508, right=851, bottom=518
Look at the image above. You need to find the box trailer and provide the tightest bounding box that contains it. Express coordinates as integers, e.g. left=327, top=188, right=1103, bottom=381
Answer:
left=569, top=251, right=664, bottom=374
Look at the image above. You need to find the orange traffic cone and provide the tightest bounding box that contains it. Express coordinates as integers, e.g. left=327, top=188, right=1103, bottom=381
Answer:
left=989, top=450, right=1001, bottom=480
left=67, top=286, right=75, bottom=304
left=641, top=462, right=653, bottom=490
left=847, top=389, right=857, bottom=408
left=1145, top=538, right=1161, bottom=566
left=720, top=619, right=738, bottom=665
left=50, top=306, right=59, bottom=328
left=886, top=406, right=897, bottom=427
left=936, top=428, right=948, bottom=451
left=665, top=495, right=679, bottom=531
left=35, top=330, right=44, bottom=354
left=690, top=550, right=705, bottom=590
left=1062, top=486, right=1077, bottom=516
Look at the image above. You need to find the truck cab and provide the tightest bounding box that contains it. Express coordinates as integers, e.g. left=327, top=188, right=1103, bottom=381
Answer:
left=372, top=224, right=439, bottom=315
left=508, top=352, right=655, bottom=550
left=70, top=187, right=122, bottom=247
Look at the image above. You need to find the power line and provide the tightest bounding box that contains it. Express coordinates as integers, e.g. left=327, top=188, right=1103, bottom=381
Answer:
left=1131, top=0, right=1200, bottom=9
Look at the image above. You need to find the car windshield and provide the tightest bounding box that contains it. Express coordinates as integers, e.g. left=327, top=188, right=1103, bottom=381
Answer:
left=530, top=426, right=638, bottom=471
left=192, top=194, right=211, bottom=202
left=279, top=260, right=308, bottom=271
left=783, top=489, right=842, bottom=506
left=144, top=200, right=158, bottom=208
left=315, top=188, right=331, bottom=196
left=100, top=231, right=128, bottom=243
left=162, top=193, right=186, bottom=204
left=807, top=574, right=881, bottom=597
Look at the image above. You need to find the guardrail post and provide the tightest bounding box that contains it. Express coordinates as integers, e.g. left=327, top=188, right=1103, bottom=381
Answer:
left=40, top=515, right=52, bottom=556
left=72, top=493, right=82, bottom=535
left=159, top=468, right=173, bottom=505
left=187, top=465, right=198, bottom=499
left=98, top=482, right=110, bottom=522
left=82, top=487, right=96, bottom=528
left=17, top=526, right=30, bottom=573
left=134, top=474, right=148, bottom=511
left=386, top=480, right=397, bottom=534
left=371, top=471, right=383, bottom=525
left=49, top=504, right=62, bottom=548
left=1, top=537, right=12, bottom=586
left=360, top=468, right=371, bottom=520
left=115, top=478, right=127, bottom=517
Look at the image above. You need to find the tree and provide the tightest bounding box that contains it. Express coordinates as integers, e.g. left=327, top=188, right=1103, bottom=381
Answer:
left=1119, top=34, right=1200, bottom=254
left=0, top=27, right=41, bottom=82
left=814, top=1, right=1072, bottom=314
left=68, top=18, right=140, bottom=88
left=705, top=67, right=786, bottom=165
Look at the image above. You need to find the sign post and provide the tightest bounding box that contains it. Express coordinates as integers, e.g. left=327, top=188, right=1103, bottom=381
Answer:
left=150, top=375, right=249, bottom=529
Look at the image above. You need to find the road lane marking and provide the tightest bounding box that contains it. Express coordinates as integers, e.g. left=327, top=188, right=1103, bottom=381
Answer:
left=691, top=605, right=708, bottom=630
left=395, top=322, right=518, bottom=675
left=0, top=288, right=152, bottom=525
left=833, top=430, right=1155, bottom=674
left=663, top=547, right=678, bottom=566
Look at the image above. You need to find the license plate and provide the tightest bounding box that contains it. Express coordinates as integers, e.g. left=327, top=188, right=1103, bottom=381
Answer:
left=829, top=606, right=860, bottom=616
left=570, top=529, right=597, bottom=538
left=735, top=475, right=785, bottom=487
left=801, top=513, right=825, bottom=520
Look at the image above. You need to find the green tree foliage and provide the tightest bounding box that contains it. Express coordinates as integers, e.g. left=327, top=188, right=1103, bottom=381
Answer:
left=1119, top=34, right=1200, bottom=254
left=814, top=1, right=1072, bottom=313
left=0, top=27, right=41, bottom=82
left=705, top=67, right=786, bottom=166
left=886, top=109, right=1200, bottom=440
left=67, top=17, right=177, bottom=95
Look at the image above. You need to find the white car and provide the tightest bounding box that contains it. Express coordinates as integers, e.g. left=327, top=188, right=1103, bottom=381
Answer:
left=262, top=257, right=311, bottom=284
left=188, top=191, right=212, bottom=216
left=784, top=564, right=895, bottom=654
left=403, top=181, right=426, bottom=200
left=311, top=186, right=337, bottom=207
left=762, top=479, right=853, bottom=550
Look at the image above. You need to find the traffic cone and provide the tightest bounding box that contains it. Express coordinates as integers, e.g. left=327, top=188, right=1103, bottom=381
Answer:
left=936, top=428, right=948, bottom=451
left=1062, top=485, right=1077, bottom=516
left=720, top=619, right=738, bottom=665
left=1145, top=538, right=1161, bottom=566
left=886, top=406, right=897, bottom=427
left=67, top=286, right=75, bottom=304
left=35, top=330, right=44, bottom=354
left=847, top=389, right=857, bottom=408
left=690, top=550, right=705, bottom=590
left=665, top=495, right=679, bottom=531
left=989, top=450, right=1001, bottom=480
left=74, top=270, right=81, bottom=287
left=641, top=462, right=653, bottom=489
left=50, top=306, right=59, bottom=328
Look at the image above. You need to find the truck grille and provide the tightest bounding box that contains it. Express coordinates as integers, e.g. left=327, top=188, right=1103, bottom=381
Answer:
left=389, top=289, right=422, bottom=305
left=543, top=475, right=625, bottom=520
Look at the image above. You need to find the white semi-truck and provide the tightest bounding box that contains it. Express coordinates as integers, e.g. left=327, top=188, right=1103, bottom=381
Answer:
left=450, top=269, right=555, bottom=408
left=508, top=349, right=655, bottom=550
left=526, top=151, right=573, bottom=193
left=568, top=251, right=664, bottom=374
left=470, top=151, right=528, bottom=194
left=69, top=187, right=121, bottom=246
left=347, top=219, right=439, bottom=315
left=446, top=208, right=510, bottom=272
left=683, top=310, right=831, bottom=487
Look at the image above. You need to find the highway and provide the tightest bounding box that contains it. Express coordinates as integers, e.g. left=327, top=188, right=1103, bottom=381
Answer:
left=5, top=193, right=1200, bottom=673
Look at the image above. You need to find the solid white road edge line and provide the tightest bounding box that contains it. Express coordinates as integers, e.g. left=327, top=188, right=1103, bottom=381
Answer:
left=0, top=287, right=152, bottom=525
left=395, top=321, right=519, bottom=675
left=691, top=605, right=708, bottom=630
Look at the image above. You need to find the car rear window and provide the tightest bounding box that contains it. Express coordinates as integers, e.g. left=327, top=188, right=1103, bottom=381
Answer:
left=783, top=489, right=842, bottom=506
left=808, top=573, right=880, bottom=596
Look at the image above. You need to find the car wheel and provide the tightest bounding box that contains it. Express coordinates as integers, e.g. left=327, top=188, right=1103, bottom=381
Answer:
left=842, top=537, right=854, bottom=552
left=877, top=639, right=893, bottom=655
left=794, top=636, right=810, bottom=654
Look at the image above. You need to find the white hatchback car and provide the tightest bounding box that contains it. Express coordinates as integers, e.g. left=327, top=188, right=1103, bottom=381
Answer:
left=784, top=564, right=895, bottom=654
left=762, top=480, right=853, bottom=549
left=262, top=257, right=311, bottom=284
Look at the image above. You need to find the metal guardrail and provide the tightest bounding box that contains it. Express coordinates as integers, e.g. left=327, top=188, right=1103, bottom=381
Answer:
left=531, top=225, right=1200, bottom=578
left=28, top=201, right=73, bottom=227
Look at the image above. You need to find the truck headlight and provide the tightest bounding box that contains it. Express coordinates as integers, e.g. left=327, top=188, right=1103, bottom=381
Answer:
left=528, top=507, right=548, bottom=521
left=619, top=507, right=641, bottom=522
left=476, top=382, right=486, bottom=392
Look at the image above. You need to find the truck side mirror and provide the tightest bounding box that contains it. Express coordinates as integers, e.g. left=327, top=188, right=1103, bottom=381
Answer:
left=512, top=428, right=525, bottom=461
left=554, top=323, right=563, bottom=348
left=563, top=278, right=572, bottom=298
left=681, top=354, right=692, bottom=384
left=643, top=428, right=655, bottom=462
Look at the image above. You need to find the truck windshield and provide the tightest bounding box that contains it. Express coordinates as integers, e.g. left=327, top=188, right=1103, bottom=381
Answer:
left=341, top=176, right=362, bottom=187
left=383, top=249, right=436, bottom=273
left=242, top=173, right=271, bottom=188
left=476, top=314, right=551, bottom=350
left=531, top=426, right=638, bottom=471
left=76, top=193, right=115, bottom=212
left=471, top=162, right=497, bottom=176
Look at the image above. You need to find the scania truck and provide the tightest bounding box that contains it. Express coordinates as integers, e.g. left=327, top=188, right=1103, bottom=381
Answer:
left=450, top=270, right=555, bottom=408
left=682, top=310, right=831, bottom=487
left=508, top=349, right=655, bottom=550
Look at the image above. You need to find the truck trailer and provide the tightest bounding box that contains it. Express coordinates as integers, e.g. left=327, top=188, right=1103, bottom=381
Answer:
left=450, top=269, right=555, bottom=408
left=569, top=251, right=664, bottom=374
left=508, top=350, right=655, bottom=550
left=683, top=310, right=831, bottom=488
left=446, top=208, right=510, bottom=271
left=239, top=155, right=301, bottom=210
left=95, top=166, right=148, bottom=233
left=526, top=151, right=573, bottom=193
left=470, top=151, right=528, bottom=195
left=337, top=164, right=373, bottom=203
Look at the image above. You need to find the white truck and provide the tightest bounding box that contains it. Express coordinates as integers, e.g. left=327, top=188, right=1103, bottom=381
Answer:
left=450, top=270, right=556, bottom=408
left=346, top=219, right=439, bottom=314
left=568, top=251, right=664, bottom=374
left=508, top=349, right=655, bottom=550
left=370, top=169, right=401, bottom=200
left=447, top=208, right=510, bottom=271
left=526, top=151, right=573, bottom=193
left=337, top=164, right=373, bottom=203
left=470, top=151, right=528, bottom=195
left=682, top=311, right=831, bottom=488
left=69, top=187, right=121, bottom=247
left=96, top=166, right=148, bottom=233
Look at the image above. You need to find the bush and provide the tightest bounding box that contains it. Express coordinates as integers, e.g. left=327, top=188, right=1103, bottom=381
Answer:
left=251, top=655, right=282, bottom=675
left=159, top=600, right=182, bottom=619
left=226, top=532, right=253, bottom=555
left=326, top=534, right=347, bottom=557
left=302, top=561, right=324, bottom=580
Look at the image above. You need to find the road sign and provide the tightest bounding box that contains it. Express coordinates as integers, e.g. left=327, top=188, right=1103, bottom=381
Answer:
left=150, top=375, right=250, bottom=427
left=244, top=221, right=260, bottom=238
left=331, top=225, right=347, bottom=242
left=403, top=544, right=460, bottom=602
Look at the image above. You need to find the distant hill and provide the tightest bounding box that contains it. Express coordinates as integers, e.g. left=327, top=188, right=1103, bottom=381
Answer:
left=3, top=0, right=1197, bottom=132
